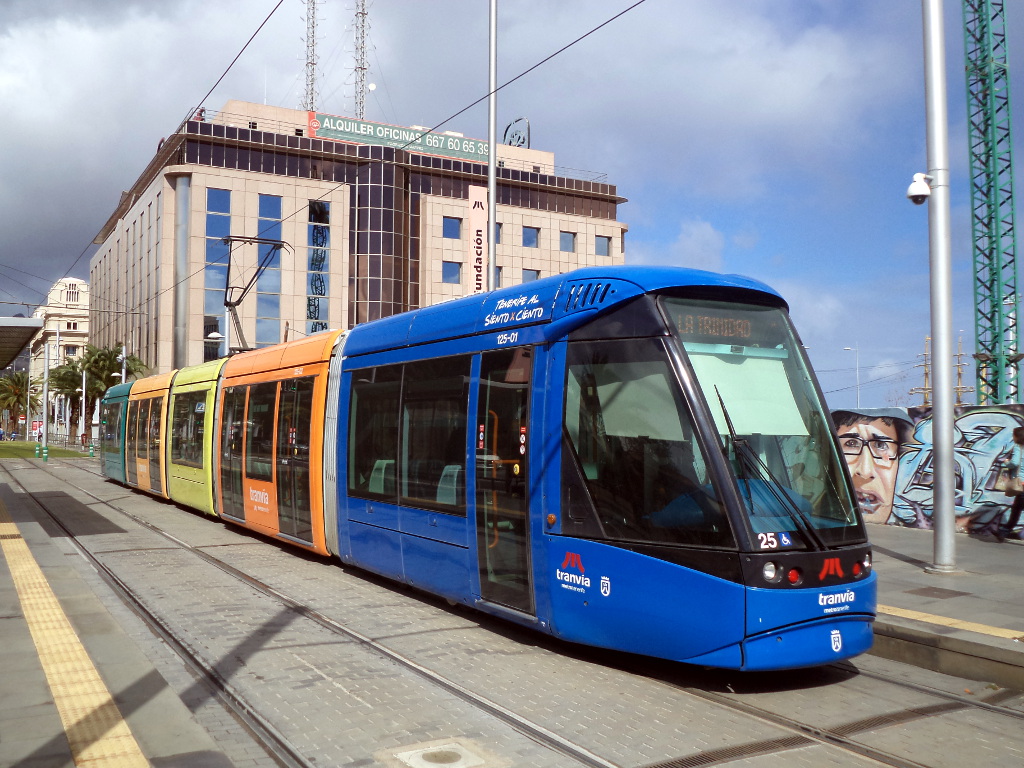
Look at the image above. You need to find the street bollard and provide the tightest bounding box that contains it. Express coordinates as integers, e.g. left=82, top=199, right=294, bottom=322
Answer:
left=34, top=443, right=39, bottom=458
left=89, top=443, right=94, bottom=458
left=42, top=446, right=48, bottom=463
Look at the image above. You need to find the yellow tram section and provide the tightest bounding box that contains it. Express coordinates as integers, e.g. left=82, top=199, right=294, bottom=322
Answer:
left=0, top=498, right=148, bottom=767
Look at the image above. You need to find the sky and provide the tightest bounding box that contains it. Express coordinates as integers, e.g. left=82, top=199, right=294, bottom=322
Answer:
left=1, top=0, right=1021, bottom=410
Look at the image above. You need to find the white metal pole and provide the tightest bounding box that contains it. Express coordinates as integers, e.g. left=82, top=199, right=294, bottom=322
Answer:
left=922, top=0, right=957, bottom=573
left=42, top=340, right=48, bottom=450
left=80, top=367, right=87, bottom=444
left=487, top=0, right=498, bottom=291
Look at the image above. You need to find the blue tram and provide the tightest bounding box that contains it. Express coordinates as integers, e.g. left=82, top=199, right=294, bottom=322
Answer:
left=102, top=265, right=875, bottom=670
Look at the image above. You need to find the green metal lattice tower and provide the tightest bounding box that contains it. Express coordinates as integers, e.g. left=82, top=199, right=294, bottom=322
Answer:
left=963, top=0, right=1021, bottom=403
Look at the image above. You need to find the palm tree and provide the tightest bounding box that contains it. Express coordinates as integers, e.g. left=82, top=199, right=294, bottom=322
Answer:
left=84, top=344, right=147, bottom=393
left=0, top=370, right=40, bottom=436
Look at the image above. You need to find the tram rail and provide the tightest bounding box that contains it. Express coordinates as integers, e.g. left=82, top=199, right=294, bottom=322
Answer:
left=9, top=457, right=1024, bottom=768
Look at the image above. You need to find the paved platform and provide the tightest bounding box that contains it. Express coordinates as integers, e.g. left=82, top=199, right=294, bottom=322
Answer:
left=869, top=523, right=1024, bottom=690
left=2, top=459, right=1024, bottom=767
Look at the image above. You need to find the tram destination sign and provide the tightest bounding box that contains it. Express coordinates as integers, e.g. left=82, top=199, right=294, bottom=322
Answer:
left=307, top=112, right=490, bottom=163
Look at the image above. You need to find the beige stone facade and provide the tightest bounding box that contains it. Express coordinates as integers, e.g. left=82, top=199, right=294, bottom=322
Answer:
left=30, top=278, right=91, bottom=373
left=90, top=101, right=626, bottom=374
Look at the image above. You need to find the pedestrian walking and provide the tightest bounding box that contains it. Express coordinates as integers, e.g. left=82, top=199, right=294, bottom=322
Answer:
left=998, top=426, right=1024, bottom=542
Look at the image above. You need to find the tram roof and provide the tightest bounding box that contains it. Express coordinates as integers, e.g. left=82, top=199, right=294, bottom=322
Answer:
left=0, top=317, right=42, bottom=369
left=343, top=265, right=785, bottom=358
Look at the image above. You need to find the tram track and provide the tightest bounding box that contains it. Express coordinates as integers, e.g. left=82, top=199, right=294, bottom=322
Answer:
left=3, top=459, right=618, bottom=768
left=13, top=457, right=1024, bottom=768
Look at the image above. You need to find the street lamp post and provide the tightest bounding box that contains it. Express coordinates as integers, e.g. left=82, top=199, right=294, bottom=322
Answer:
left=844, top=346, right=861, bottom=408
left=920, top=0, right=957, bottom=573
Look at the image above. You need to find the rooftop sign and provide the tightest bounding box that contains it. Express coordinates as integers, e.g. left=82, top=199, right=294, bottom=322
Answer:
left=307, top=112, right=490, bottom=163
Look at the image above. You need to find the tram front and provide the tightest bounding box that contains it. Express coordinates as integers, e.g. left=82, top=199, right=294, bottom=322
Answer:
left=555, top=283, right=875, bottom=670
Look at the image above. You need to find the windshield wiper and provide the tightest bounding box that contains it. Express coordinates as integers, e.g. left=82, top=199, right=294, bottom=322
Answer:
left=715, top=387, right=827, bottom=551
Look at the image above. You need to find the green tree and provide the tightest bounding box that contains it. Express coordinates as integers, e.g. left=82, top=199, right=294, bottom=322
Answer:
left=84, top=344, right=147, bottom=393
left=0, top=370, right=40, bottom=436
left=43, top=346, right=147, bottom=438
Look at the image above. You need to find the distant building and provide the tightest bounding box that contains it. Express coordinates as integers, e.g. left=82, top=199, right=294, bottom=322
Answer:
left=89, top=100, right=627, bottom=373
left=29, top=278, right=91, bottom=372
left=28, top=278, right=91, bottom=438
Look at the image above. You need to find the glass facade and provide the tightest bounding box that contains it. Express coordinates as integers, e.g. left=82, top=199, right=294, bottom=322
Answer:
left=204, top=188, right=230, bottom=360
left=256, top=194, right=282, bottom=347
left=307, top=200, right=330, bottom=336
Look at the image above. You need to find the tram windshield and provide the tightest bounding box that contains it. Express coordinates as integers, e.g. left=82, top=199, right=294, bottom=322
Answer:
left=662, top=297, right=863, bottom=549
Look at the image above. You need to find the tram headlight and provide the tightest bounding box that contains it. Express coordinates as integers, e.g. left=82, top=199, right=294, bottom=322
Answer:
left=762, top=562, right=783, bottom=583
left=852, top=553, right=872, bottom=578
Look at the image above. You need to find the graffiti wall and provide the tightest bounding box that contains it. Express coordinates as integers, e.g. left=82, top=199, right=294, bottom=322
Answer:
left=831, top=406, right=1024, bottom=536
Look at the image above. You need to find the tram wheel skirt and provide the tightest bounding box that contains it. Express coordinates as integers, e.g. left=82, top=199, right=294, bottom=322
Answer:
left=739, top=614, right=875, bottom=671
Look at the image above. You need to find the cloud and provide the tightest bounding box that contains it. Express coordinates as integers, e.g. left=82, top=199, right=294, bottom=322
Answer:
left=631, top=218, right=725, bottom=271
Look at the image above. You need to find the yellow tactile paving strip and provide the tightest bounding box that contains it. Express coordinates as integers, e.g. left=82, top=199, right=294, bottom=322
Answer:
left=0, top=498, right=150, bottom=767
left=878, top=604, right=1024, bottom=641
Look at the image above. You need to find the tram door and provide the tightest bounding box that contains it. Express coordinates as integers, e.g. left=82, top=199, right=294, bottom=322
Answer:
left=476, top=348, right=534, bottom=614
left=219, top=386, right=246, bottom=520
left=276, top=377, right=314, bottom=542
left=125, top=401, right=140, bottom=485
left=147, top=397, right=163, bottom=494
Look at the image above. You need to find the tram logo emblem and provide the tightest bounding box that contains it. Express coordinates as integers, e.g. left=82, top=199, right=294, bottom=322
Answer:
left=556, top=552, right=591, bottom=592
left=831, top=629, right=843, bottom=653
left=600, top=576, right=611, bottom=597
left=561, top=552, right=585, bottom=572
left=818, top=557, right=845, bottom=581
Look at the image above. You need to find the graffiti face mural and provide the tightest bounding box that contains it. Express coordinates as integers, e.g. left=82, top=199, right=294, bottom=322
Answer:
left=832, top=406, right=1024, bottom=534
left=833, top=410, right=911, bottom=525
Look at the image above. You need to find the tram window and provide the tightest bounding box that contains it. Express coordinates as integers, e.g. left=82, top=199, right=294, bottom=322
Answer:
left=348, top=365, right=401, bottom=499
left=563, top=338, right=732, bottom=548
left=137, top=400, right=150, bottom=462
left=400, top=356, right=471, bottom=513
left=100, top=402, right=123, bottom=455
left=171, top=391, right=206, bottom=469
left=246, top=382, right=278, bottom=482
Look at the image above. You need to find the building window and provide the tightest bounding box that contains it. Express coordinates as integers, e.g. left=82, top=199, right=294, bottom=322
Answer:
left=596, top=235, right=612, bottom=258
left=204, top=189, right=232, bottom=354
left=207, top=188, right=230, bottom=214
left=522, top=269, right=540, bottom=283
left=494, top=222, right=502, bottom=244
left=64, top=287, right=80, bottom=304
left=495, top=266, right=503, bottom=288
left=65, top=345, right=78, bottom=357
left=443, top=217, right=462, bottom=239
left=66, top=322, right=78, bottom=331
left=442, top=261, right=462, bottom=284
left=307, top=200, right=330, bottom=335
left=523, top=226, right=540, bottom=248
left=256, top=194, right=282, bottom=347
left=560, top=231, right=576, bottom=253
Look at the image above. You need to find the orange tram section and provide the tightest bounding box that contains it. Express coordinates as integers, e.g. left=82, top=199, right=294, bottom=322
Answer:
left=109, top=330, right=344, bottom=556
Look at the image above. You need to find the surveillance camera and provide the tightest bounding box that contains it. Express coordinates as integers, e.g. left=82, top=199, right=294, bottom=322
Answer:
left=907, top=172, right=932, bottom=205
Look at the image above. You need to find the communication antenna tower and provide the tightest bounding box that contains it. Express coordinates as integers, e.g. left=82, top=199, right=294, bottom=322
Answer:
left=910, top=336, right=933, bottom=407
left=303, top=0, right=322, bottom=112
left=962, top=0, right=1020, bottom=403
left=354, top=0, right=369, bottom=119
